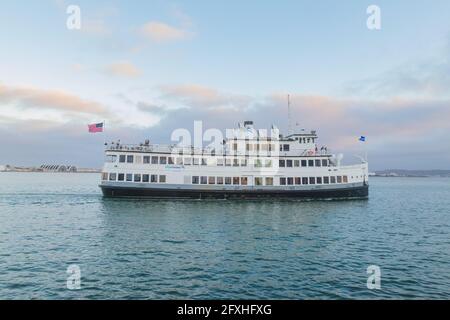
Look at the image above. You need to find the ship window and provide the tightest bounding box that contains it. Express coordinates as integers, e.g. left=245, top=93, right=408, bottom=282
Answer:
left=135, top=156, right=142, bottom=164
left=126, top=174, right=133, bottom=182
left=151, top=156, right=158, bottom=164
left=168, top=157, right=174, bottom=165
left=106, top=155, right=117, bottom=163
left=102, top=172, right=108, bottom=180
left=119, top=155, right=126, bottom=163
left=160, top=157, right=167, bottom=165
left=279, top=159, right=285, bottom=167
left=246, top=144, right=252, bottom=151
left=241, top=177, right=248, bottom=185
left=287, top=160, right=293, bottom=167
left=337, top=176, right=342, bottom=183
left=330, top=176, right=336, bottom=184
left=265, top=177, right=274, bottom=186
left=184, top=158, right=192, bottom=165
left=241, top=159, right=248, bottom=167
left=260, top=144, right=268, bottom=151
left=192, top=176, right=199, bottom=184
left=309, top=177, right=316, bottom=184
left=307, top=138, right=311, bottom=143
left=315, top=159, right=321, bottom=167
left=225, top=159, right=232, bottom=166
left=217, top=177, right=224, bottom=185
left=225, top=177, right=232, bottom=185
left=176, top=157, right=183, bottom=165
left=193, top=158, right=199, bottom=165
left=127, top=155, right=134, bottom=163
left=255, top=159, right=262, bottom=167
left=316, top=177, right=322, bottom=184
left=294, top=160, right=300, bottom=167
left=283, top=144, right=290, bottom=151
left=233, top=177, right=240, bottom=185
left=142, top=174, right=149, bottom=183
left=151, top=175, right=158, bottom=183
left=217, top=158, right=224, bottom=166
left=159, top=175, right=166, bottom=183
left=308, top=160, right=314, bottom=167
left=280, top=177, right=286, bottom=185
left=143, top=156, right=150, bottom=164
left=301, top=160, right=307, bottom=167
left=109, top=173, right=116, bottom=181
left=134, top=174, right=141, bottom=182
left=302, top=177, right=308, bottom=185
left=265, top=159, right=272, bottom=167
left=200, top=176, right=207, bottom=184
left=322, top=159, right=328, bottom=167
left=323, top=176, right=329, bottom=184
left=118, top=173, right=125, bottom=181
left=287, top=177, right=294, bottom=185
left=202, top=158, right=207, bottom=166
left=295, top=177, right=301, bottom=185
left=233, top=159, right=239, bottom=167
left=209, top=177, right=216, bottom=184
left=343, top=176, right=348, bottom=183
left=254, top=177, right=262, bottom=186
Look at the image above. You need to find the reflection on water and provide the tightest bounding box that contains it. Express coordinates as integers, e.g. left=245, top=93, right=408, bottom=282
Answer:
left=0, top=173, right=449, bottom=299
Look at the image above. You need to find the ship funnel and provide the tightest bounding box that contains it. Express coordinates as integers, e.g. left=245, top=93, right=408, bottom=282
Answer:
left=243, top=121, right=254, bottom=129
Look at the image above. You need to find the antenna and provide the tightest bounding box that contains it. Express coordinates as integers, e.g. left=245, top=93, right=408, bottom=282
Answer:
left=287, top=94, right=292, bottom=135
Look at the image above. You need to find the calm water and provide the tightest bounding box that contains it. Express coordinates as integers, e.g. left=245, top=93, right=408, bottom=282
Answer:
left=0, top=172, right=449, bottom=299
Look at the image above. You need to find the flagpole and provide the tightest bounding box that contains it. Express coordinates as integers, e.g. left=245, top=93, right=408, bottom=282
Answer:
left=104, top=120, right=106, bottom=147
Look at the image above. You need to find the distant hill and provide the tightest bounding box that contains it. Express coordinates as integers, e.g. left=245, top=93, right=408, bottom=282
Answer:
left=374, top=169, right=450, bottom=177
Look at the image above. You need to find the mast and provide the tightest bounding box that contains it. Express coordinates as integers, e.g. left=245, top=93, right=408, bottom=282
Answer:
left=287, top=94, right=292, bottom=135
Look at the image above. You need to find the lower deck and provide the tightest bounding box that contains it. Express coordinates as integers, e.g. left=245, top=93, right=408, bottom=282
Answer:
left=100, top=182, right=369, bottom=200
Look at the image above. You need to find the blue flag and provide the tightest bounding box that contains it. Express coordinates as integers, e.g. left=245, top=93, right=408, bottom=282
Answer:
left=359, top=136, right=366, bottom=142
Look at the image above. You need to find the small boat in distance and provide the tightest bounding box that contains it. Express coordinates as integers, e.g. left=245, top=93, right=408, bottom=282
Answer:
left=99, top=121, right=368, bottom=200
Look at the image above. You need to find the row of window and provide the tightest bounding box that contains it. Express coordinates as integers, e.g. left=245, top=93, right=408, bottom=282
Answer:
left=279, top=159, right=328, bottom=168
left=103, top=172, right=349, bottom=186
left=191, top=175, right=348, bottom=186
left=107, top=154, right=329, bottom=168
left=279, top=176, right=348, bottom=185
left=229, top=141, right=313, bottom=153
left=103, top=173, right=166, bottom=183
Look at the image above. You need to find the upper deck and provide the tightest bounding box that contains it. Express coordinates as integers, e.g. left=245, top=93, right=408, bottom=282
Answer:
left=105, top=121, right=332, bottom=158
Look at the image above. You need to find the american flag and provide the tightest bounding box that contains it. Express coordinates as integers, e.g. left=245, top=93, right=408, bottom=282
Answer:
left=88, top=122, right=104, bottom=133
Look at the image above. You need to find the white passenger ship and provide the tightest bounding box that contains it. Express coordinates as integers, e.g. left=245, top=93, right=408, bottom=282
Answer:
left=100, top=121, right=368, bottom=199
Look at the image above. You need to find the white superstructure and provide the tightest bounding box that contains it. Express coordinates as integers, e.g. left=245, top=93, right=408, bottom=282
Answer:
left=100, top=121, right=368, bottom=199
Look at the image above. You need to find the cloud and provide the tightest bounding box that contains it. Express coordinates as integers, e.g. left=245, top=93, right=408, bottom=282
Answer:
left=2, top=82, right=450, bottom=169
left=104, top=61, right=141, bottom=78
left=347, top=37, right=450, bottom=99
left=136, top=102, right=171, bottom=115
left=158, top=84, right=252, bottom=110
left=139, top=21, right=193, bottom=42
left=0, top=83, right=108, bottom=116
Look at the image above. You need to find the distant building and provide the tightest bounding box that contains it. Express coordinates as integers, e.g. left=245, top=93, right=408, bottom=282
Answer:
left=40, top=165, right=77, bottom=172
left=0, top=165, right=5, bottom=172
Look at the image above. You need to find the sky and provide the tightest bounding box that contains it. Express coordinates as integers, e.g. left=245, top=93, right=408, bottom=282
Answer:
left=0, top=0, right=450, bottom=170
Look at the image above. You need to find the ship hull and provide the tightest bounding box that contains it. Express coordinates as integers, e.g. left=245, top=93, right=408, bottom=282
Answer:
left=100, top=183, right=368, bottom=200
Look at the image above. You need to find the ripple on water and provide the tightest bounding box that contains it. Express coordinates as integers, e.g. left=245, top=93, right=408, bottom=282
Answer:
left=0, top=174, right=450, bottom=299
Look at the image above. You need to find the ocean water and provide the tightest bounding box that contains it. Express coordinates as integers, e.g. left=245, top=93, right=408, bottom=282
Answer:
left=0, top=172, right=449, bottom=300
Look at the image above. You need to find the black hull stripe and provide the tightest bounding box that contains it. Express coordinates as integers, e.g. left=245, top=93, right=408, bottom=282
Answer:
left=100, top=185, right=369, bottom=200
